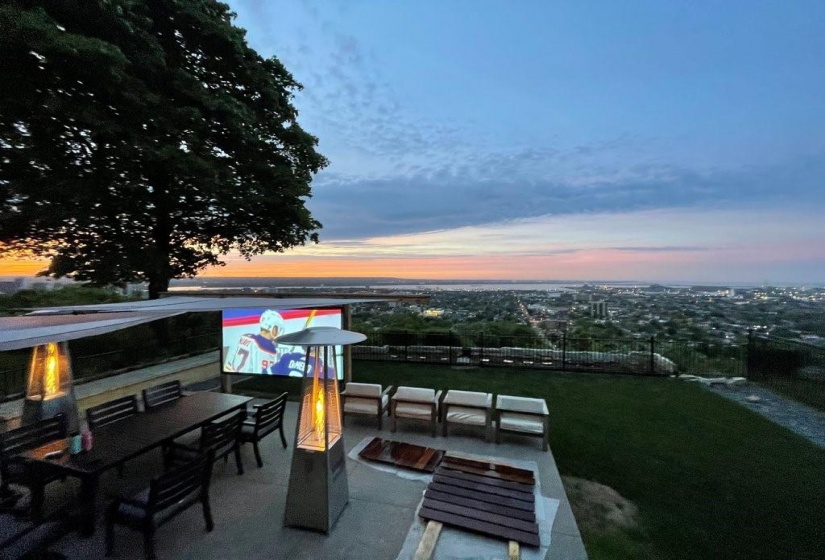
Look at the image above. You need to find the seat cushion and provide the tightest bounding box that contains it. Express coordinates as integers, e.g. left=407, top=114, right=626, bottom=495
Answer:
left=115, top=487, right=199, bottom=528
left=496, top=395, right=549, bottom=415
left=444, top=390, right=491, bottom=408
left=393, top=386, right=435, bottom=403
left=499, top=412, right=546, bottom=435
left=394, top=403, right=434, bottom=419
left=445, top=406, right=488, bottom=426
left=343, top=383, right=382, bottom=398
left=344, top=395, right=388, bottom=415
left=0, top=514, right=68, bottom=559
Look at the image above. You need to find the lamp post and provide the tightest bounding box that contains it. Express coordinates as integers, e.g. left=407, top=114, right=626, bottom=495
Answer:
left=277, top=326, right=366, bottom=533
left=21, top=341, right=80, bottom=433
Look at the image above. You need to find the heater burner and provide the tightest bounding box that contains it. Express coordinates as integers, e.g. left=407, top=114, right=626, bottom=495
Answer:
left=21, top=341, right=79, bottom=432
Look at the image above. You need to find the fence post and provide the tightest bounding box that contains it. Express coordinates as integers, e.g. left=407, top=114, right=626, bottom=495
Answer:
left=746, top=329, right=753, bottom=378
left=480, top=333, right=485, bottom=367
left=649, top=336, right=655, bottom=375
left=449, top=332, right=454, bottom=366
left=562, top=332, right=567, bottom=372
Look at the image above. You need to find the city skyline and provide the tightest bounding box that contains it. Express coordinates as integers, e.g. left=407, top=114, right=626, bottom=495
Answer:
left=3, top=1, right=824, bottom=283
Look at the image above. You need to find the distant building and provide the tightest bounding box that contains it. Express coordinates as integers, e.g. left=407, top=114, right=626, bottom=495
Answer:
left=591, top=301, right=607, bottom=318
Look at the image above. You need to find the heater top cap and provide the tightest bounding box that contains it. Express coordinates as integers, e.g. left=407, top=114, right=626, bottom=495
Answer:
left=275, top=326, right=366, bottom=347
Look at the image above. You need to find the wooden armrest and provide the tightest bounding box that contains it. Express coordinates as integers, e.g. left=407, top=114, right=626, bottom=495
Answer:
left=381, top=385, right=394, bottom=396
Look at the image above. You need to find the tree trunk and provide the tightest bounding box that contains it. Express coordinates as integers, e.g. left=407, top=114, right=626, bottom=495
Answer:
left=148, top=276, right=170, bottom=300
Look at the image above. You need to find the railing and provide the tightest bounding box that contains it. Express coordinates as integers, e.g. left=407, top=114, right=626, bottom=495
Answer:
left=0, top=331, right=220, bottom=403
left=352, top=331, right=748, bottom=377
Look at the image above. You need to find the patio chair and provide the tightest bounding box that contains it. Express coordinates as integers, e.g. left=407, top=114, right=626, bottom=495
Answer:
left=0, top=414, right=67, bottom=508
left=105, top=450, right=215, bottom=560
left=165, top=409, right=245, bottom=475
left=142, top=380, right=183, bottom=410
left=239, top=393, right=288, bottom=468
left=494, top=395, right=550, bottom=451
left=341, top=383, right=393, bottom=430
left=391, top=387, right=442, bottom=438
left=87, top=395, right=140, bottom=477
left=441, top=390, right=493, bottom=441
left=87, top=395, right=140, bottom=431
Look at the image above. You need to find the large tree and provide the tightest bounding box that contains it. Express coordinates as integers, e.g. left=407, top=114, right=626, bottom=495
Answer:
left=0, top=0, right=327, bottom=298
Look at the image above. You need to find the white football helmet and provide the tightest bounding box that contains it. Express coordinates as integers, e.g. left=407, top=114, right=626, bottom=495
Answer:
left=259, top=310, right=285, bottom=336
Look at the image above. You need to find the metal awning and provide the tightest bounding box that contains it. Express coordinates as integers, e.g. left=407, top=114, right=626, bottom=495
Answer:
left=26, top=295, right=392, bottom=315
left=0, top=312, right=183, bottom=351
left=2, top=296, right=392, bottom=351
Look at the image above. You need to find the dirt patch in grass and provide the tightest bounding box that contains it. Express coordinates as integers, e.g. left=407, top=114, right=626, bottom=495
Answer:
left=562, top=476, right=639, bottom=533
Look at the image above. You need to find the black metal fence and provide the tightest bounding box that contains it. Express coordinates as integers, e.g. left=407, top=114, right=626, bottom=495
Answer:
left=351, top=331, right=748, bottom=377
left=744, top=332, right=825, bottom=410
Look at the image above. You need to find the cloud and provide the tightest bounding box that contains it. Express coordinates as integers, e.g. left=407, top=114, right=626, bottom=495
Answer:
left=609, top=246, right=710, bottom=252
left=309, top=155, right=825, bottom=239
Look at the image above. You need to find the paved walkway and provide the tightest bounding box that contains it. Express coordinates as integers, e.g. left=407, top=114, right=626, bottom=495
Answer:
left=703, top=382, right=825, bottom=448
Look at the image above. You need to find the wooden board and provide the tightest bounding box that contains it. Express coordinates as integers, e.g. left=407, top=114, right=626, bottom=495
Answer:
left=427, top=481, right=535, bottom=512
left=441, top=455, right=535, bottom=485
left=419, top=506, right=540, bottom=547
left=358, top=437, right=445, bottom=473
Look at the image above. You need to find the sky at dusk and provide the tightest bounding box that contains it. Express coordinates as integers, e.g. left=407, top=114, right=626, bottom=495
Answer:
left=3, top=1, right=824, bottom=284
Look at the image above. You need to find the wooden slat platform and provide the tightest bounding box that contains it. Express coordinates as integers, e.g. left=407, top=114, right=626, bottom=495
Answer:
left=419, top=461, right=541, bottom=547
left=358, top=437, right=445, bottom=473
left=441, top=455, right=536, bottom=485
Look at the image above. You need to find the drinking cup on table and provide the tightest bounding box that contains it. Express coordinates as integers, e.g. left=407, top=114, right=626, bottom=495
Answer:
left=70, top=434, right=82, bottom=455
left=81, top=431, right=94, bottom=452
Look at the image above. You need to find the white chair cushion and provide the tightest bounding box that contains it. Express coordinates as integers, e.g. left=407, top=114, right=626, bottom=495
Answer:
left=498, top=412, right=546, bottom=434
left=393, top=386, right=436, bottom=403
left=394, top=403, right=434, bottom=419
left=496, top=395, right=548, bottom=415
left=344, top=395, right=388, bottom=415
left=443, top=390, right=491, bottom=408
left=445, top=406, right=488, bottom=426
left=344, top=383, right=382, bottom=398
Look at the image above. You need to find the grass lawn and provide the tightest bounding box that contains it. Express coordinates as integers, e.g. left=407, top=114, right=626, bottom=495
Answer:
left=238, top=362, right=825, bottom=560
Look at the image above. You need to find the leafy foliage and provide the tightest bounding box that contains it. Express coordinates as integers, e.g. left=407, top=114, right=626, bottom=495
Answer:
left=0, top=1, right=327, bottom=297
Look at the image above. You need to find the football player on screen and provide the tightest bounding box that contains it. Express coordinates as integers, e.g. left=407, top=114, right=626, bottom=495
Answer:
left=223, top=310, right=287, bottom=374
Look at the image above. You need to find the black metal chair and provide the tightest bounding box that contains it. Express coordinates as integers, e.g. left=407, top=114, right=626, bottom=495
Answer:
left=1, top=510, right=76, bottom=560
left=239, top=393, right=288, bottom=468
left=87, top=395, right=140, bottom=431
left=142, top=381, right=183, bottom=410
left=87, top=395, right=140, bottom=477
left=165, top=410, right=245, bottom=475
left=0, top=415, right=67, bottom=508
left=105, top=450, right=215, bottom=560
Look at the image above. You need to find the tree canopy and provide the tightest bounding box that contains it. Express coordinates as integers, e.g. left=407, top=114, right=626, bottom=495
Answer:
left=0, top=0, right=327, bottom=297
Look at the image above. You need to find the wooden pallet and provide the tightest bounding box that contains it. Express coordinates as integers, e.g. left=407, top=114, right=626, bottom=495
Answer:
left=357, top=437, right=445, bottom=473
left=419, top=458, right=540, bottom=547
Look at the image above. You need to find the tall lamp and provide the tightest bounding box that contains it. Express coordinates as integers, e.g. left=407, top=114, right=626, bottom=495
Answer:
left=21, top=341, right=80, bottom=433
left=277, top=326, right=366, bottom=533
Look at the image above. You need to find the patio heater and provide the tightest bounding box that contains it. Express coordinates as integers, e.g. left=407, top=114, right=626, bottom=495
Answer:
left=277, top=326, right=366, bottom=533
left=21, top=341, right=80, bottom=433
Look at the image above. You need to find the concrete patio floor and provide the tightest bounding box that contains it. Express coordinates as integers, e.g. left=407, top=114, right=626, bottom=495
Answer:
left=42, top=398, right=587, bottom=560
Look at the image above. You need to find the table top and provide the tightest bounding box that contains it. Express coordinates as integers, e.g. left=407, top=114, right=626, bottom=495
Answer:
left=24, top=392, right=252, bottom=475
